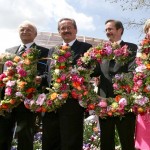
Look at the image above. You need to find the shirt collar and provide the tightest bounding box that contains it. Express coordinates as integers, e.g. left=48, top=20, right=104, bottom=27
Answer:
left=63, top=39, right=76, bottom=46
left=21, top=42, right=34, bottom=49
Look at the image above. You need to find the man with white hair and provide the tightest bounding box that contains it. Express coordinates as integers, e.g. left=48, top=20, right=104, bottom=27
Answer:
left=0, top=20, right=49, bottom=150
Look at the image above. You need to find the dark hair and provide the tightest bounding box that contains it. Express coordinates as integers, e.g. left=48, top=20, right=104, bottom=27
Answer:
left=105, top=19, right=124, bottom=35
left=58, top=18, right=77, bottom=30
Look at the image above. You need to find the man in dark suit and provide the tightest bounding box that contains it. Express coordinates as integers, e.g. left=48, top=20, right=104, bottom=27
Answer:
left=98, top=19, right=138, bottom=150
left=0, top=20, right=49, bottom=150
left=42, top=18, right=92, bottom=150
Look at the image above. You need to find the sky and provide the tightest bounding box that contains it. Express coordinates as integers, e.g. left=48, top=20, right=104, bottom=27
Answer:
left=0, top=0, right=149, bottom=52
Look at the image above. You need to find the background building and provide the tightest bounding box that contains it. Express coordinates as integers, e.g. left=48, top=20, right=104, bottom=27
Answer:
left=35, top=32, right=103, bottom=48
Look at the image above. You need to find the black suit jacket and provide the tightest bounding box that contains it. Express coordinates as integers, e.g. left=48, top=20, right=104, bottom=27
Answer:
left=5, top=43, right=49, bottom=112
left=98, top=40, right=137, bottom=98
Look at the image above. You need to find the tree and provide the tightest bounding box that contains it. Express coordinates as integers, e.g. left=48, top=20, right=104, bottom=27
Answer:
left=105, top=0, right=150, bottom=32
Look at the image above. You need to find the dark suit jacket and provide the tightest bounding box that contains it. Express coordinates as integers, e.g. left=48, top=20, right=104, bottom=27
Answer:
left=5, top=43, right=49, bottom=112
left=98, top=40, right=137, bottom=98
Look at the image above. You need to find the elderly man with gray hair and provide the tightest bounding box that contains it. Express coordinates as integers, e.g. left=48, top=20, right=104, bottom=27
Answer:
left=0, top=20, right=49, bottom=150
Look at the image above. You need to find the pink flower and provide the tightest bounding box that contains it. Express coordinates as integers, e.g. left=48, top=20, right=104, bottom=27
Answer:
left=113, top=83, right=119, bottom=90
left=135, top=57, right=142, bottom=65
left=17, top=68, right=27, bottom=77
left=58, top=56, right=66, bottom=63
left=5, top=87, right=12, bottom=96
left=98, top=100, right=107, bottom=108
left=113, top=48, right=123, bottom=56
left=135, top=64, right=146, bottom=73
left=64, top=51, right=71, bottom=58
left=0, top=73, right=6, bottom=80
left=46, top=100, right=52, bottom=106
left=36, top=93, right=46, bottom=106
left=105, top=46, right=112, bottom=55
left=119, top=98, right=127, bottom=108
left=60, top=74, right=67, bottom=81
left=6, top=80, right=16, bottom=87
left=5, top=60, right=14, bottom=67
left=60, top=84, right=68, bottom=91
left=136, top=79, right=143, bottom=87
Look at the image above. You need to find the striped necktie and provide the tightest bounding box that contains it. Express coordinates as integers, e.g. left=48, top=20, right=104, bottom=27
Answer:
left=18, top=45, right=26, bottom=56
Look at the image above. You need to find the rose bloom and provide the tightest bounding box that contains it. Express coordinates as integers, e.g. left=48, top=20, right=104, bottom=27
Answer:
left=60, top=84, right=68, bottom=91
left=58, top=56, right=66, bottom=63
left=113, top=83, right=119, bottom=90
left=64, top=51, right=71, bottom=58
left=136, top=79, right=143, bottom=87
left=17, top=68, right=27, bottom=77
left=5, top=87, right=12, bottom=96
left=5, top=60, right=13, bottom=67
left=0, top=73, right=6, bottom=80
left=98, top=100, right=107, bottom=108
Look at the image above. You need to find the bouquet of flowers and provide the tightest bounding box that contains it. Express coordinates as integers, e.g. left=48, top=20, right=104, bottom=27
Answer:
left=0, top=47, right=40, bottom=115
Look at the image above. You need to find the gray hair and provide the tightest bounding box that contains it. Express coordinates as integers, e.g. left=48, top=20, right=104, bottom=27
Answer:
left=143, top=19, right=150, bottom=34
left=18, top=20, right=37, bottom=34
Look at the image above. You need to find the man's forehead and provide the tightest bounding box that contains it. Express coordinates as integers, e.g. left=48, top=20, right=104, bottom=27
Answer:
left=60, top=20, right=72, bottom=25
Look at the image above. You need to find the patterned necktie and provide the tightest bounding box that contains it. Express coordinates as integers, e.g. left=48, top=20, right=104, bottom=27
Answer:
left=18, top=45, right=26, bottom=56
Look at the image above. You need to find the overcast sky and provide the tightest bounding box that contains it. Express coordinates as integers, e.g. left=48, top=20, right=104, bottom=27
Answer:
left=0, top=0, right=149, bottom=52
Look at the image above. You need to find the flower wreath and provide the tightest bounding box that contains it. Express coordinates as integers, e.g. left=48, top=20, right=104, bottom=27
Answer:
left=0, top=47, right=40, bottom=116
left=25, top=45, right=73, bottom=112
left=73, top=41, right=132, bottom=117
left=94, top=38, right=150, bottom=118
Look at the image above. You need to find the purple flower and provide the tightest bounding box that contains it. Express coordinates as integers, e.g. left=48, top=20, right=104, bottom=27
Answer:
left=36, top=93, right=46, bottom=106
left=105, top=46, right=112, bottom=55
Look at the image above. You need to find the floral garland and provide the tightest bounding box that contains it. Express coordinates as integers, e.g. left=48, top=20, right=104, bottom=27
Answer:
left=131, top=37, right=150, bottom=114
left=74, top=41, right=132, bottom=116
left=25, top=45, right=73, bottom=112
left=94, top=37, right=150, bottom=118
left=0, top=48, right=40, bottom=115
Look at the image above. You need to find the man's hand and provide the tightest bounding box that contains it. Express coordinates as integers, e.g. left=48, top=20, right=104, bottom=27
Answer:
left=35, top=76, right=42, bottom=84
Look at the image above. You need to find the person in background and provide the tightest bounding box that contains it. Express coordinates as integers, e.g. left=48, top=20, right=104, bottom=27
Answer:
left=42, top=18, right=92, bottom=150
left=0, top=20, right=49, bottom=150
left=135, top=18, right=150, bottom=150
left=98, top=19, right=138, bottom=150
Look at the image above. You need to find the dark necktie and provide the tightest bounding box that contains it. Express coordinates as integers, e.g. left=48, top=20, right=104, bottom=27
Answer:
left=18, top=45, right=26, bottom=56
left=65, top=43, right=69, bottom=46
